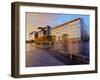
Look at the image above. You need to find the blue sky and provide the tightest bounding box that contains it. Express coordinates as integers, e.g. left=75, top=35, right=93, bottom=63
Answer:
left=26, top=12, right=90, bottom=33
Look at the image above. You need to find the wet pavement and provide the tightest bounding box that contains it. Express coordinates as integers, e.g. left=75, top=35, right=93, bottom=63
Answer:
left=26, top=44, right=86, bottom=67
left=26, top=44, right=64, bottom=67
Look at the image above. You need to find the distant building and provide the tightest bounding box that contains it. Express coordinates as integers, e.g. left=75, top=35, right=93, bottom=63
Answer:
left=45, top=25, right=51, bottom=36
left=38, top=30, right=44, bottom=38
left=34, top=25, right=52, bottom=48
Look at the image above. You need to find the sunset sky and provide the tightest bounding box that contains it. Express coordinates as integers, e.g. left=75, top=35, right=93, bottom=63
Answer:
left=26, top=12, right=89, bottom=40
